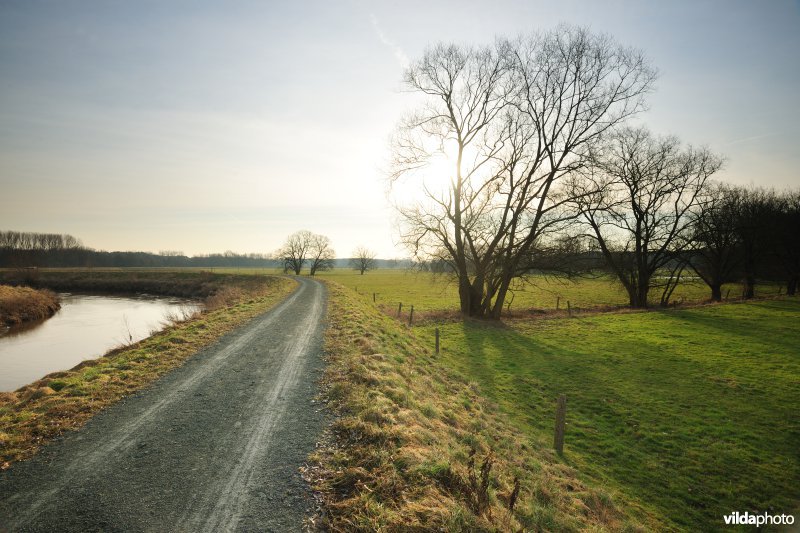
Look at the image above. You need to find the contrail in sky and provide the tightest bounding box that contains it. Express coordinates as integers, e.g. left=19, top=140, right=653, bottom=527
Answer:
left=370, top=14, right=409, bottom=70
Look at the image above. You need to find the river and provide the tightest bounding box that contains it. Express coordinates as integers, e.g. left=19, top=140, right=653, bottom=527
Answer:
left=0, top=293, right=201, bottom=392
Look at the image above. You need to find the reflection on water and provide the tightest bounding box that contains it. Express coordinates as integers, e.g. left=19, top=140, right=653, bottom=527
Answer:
left=0, top=293, right=201, bottom=392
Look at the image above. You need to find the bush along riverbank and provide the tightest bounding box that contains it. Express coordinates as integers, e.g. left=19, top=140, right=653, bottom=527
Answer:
left=0, top=286, right=61, bottom=326
left=0, top=273, right=297, bottom=469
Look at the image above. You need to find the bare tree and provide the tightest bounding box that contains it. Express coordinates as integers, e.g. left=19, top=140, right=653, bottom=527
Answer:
left=734, top=188, right=779, bottom=299
left=278, top=230, right=312, bottom=275
left=686, top=183, right=743, bottom=301
left=307, top=233, right=336, bottom=275
left=350, top=247, right=377, bottom=275
left=774, top=190, right=800, bottom=295
left=571, top=127, right=722, bottom=307
left=390, top=25, right=656, bottom=318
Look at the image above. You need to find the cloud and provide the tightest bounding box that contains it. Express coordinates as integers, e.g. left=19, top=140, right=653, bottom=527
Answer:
left=370, top=14, right=409, bottom=70
left=724, top=132, right=786, bottom=146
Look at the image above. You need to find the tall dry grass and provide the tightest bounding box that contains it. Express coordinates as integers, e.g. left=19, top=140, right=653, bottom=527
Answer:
left=0, top=285, right=61, bottom=326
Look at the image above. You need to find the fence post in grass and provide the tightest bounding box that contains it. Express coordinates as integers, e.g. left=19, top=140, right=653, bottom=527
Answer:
left=567, top=300, right=572, bottom=317
left=556, top=297, right=560, bottom=310
left=397, top=302, right=402, bottom=317
left=435, top=328, right=440, bottom=354
left=409, top=305, right=414, bottom=325
left=725, top=288, right=731, bottom=300
left=554, top=394, right=567, bottom=455
left=373, top=292, right=376, bottom=303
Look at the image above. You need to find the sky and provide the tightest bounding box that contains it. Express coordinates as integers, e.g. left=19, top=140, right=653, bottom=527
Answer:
left=1, top=0, right=798, bottom=258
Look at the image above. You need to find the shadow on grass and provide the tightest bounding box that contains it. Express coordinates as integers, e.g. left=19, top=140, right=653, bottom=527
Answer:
left=439, top=301, right=800, bottom=531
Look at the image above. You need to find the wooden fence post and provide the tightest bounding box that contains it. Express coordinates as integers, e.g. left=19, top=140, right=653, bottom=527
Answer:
left=435, top=328, right=440, bottom=354
left=725, top=288, right=731, bottom=300
left=554, top=394, right=567, bottom=455
left=397, top=302, right=402, bottom=317
left=373, top=292, right=376, bottom=303
left=567, top=301, right=572, bottom=317
left=409, top=305, right=414, bottom=325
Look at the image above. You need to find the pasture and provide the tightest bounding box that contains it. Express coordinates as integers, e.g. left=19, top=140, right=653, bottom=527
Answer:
left=328, top=270, right=798, bottom=529
left=317, top=269, right=783, bottom=313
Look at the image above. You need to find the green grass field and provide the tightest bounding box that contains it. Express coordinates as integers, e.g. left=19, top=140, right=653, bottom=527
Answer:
left=410, top=300, right=800, bottom=530
left=315, top=269, right=797, bottom=529
left=318, top=269, right=783, bottom=312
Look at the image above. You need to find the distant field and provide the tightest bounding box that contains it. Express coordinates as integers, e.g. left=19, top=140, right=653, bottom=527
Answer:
left=317, top=269, right=782, bottom=312
left=415, top=299, right=800, bottom=530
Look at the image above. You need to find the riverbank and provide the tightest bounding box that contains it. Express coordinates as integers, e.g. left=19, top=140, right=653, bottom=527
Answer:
left=0, top=273, right=297, bottom=469
left=1, top=269, right=246, bottom=300
left=0, top=286, right=60, bottom=326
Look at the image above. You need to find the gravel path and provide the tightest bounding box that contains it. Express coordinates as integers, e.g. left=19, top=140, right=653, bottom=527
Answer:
left=0, top=277, right=327, bottom=532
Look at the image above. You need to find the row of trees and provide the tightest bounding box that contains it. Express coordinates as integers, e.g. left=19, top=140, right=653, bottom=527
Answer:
left=688, top=186, right=799, bottom=300
left=276, top=231, right=378, bottom=275
left=0, top=231, right=82, bottom=251
left=390, top=24, right=797, bottom=318
left=0, top=229, right=385, bottom=274
left=0, top=233, right=278, bottom=268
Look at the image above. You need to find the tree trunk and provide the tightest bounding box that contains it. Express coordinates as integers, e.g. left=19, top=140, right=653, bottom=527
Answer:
left=490, top=284, right=509, bottom=319
left=787, top=278, right=797, bottom=296
left=458, top=276, right=471, bottom=316
left=743, top=275, right=755, bottom=299
left=627, top=276, right=650, bottom=308
left=456, top=274, right=498, bottom=318
left=710, top=284, right=722, bottom=302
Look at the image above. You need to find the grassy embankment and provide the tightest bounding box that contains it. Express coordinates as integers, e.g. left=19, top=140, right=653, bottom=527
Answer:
left=319, top=271, right=798, bottom=531
left=310, top=281, right=661, bottom=531
left=0, top=270, right=296, bottom=469
left=0, top=285, right=61, bottom=326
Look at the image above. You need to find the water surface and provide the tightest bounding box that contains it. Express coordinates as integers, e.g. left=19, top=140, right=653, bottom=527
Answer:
left=0, top=293, right=201, bottom=391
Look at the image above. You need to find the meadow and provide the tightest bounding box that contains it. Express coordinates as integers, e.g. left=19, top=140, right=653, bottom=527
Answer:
left=321, top=269, right=799, bottom=530
left=317, top=269, right=783, bottom=313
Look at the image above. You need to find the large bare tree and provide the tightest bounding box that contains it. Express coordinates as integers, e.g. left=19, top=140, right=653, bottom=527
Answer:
left=571, top=127, right=722, bottom=307
left=307, top=233, right=336, bottom=276
left=278, top=231, right=312, bottom=275
left=278, top=230, right=335, bottom=275
left=350, top=247, right=377, bottom=275
left=390, top=25, right=656, bottom=318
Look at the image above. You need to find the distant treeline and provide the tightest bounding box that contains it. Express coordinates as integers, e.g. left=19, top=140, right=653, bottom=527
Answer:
left=0, top=231, right=411, bottom=269
left=0, top=231, right=276, bottom=268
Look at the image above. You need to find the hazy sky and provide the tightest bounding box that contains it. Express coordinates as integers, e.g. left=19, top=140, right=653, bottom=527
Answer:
left=1, top=0, right=798, bottom=258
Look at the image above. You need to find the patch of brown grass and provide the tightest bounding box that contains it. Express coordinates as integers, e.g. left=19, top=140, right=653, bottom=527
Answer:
left=307, top=282, right=659, bottom=531
left=0, top=275, right=297, bottom=470
left=0, top=285, right=61, bottom=326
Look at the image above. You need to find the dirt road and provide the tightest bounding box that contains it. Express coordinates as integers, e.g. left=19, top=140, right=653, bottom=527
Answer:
left=0, top=277, right=327, bottom=532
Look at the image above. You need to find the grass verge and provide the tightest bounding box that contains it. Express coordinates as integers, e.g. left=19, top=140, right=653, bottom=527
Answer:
left=307, top=281, right=661, bottom=531
left=0, top=285, right=61, bottom=326
left=0, top=274, right=296, bottom=469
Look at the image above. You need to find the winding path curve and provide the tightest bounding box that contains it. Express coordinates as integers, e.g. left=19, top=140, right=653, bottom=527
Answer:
left=0, top=277, right=327, bottom=532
